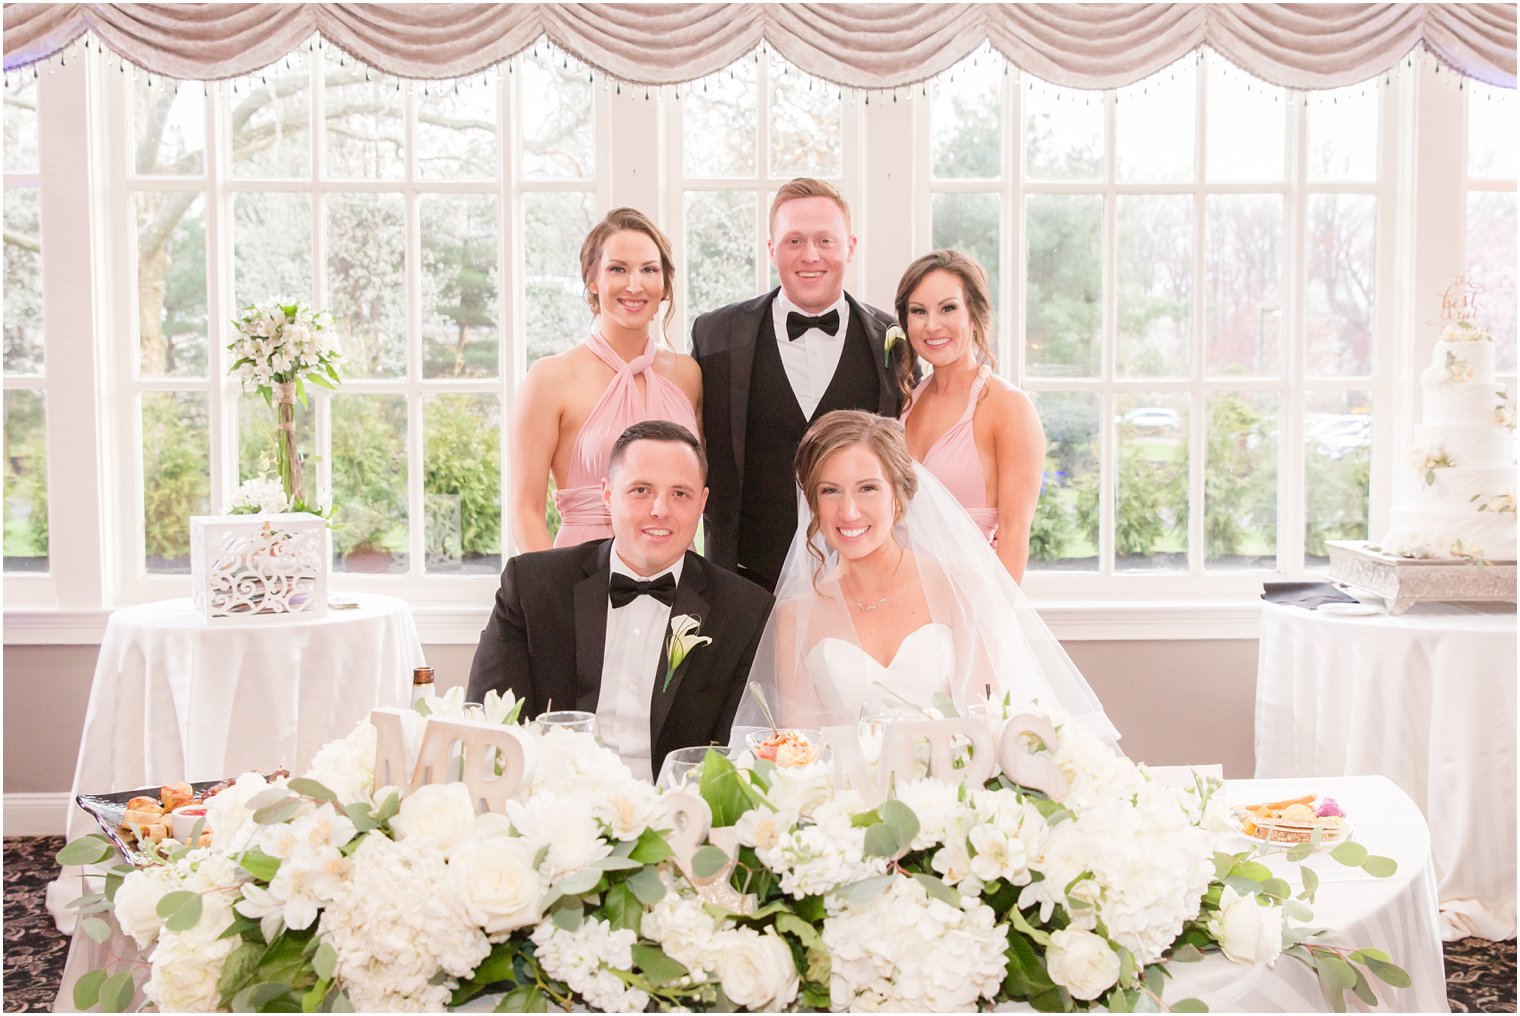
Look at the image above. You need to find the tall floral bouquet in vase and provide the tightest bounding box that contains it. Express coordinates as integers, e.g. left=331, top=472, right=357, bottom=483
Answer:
left=228, top=302, right=341, bottom=517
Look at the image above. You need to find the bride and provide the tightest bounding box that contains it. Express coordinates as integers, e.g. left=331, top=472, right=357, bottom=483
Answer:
left=739, top=410, right=1119, bottom=744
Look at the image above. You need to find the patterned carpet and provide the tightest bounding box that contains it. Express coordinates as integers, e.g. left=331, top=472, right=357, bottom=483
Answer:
left=4, top=835, right=1516, bottom=1012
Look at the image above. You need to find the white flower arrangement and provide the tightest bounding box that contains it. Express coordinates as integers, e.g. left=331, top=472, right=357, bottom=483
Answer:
left=1439, top=319, right=1492, bottom=343
left=59, top=689, right=1410, bottom=1014
left=1471, top=491, right=1517, bottom=514
left=1408, top=444, right=1456, bottom=486
left=225, top=475, right=290, bottom=516
left=1423, top=349, right=1477, bottom=388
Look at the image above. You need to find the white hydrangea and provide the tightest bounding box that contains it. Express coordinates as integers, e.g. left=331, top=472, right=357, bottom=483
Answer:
left=530, top=918, right=650, bottom=1013
left=319, top=833, right=489, bottom=1012
left=141, top=851, right=247, bottom=1013
left=893, top=778, right=972, bottom=852
left=822, top=875, right=1007, bottom=1012
left=113, top=862, right=181, bottom=950
left=762, top=760, right=836, bottom=816
left=203, top=771, right=290, bottom=854
left=755, top=792, right=888, bottom=898
left=303, top=719, right=377, bottom=805
left=526, top=726, right=640, bottom=803
left=506, top=790, right=613, bottom=880
left=642, top=890, right=723, bottom=980
left=1018, top=780, right=1215, bottom=967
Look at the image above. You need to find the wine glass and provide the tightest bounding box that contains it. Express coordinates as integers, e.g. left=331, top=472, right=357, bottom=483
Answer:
left=656, top=746, right=721, bottom=790
left=531, top=710, right=600, bottom=738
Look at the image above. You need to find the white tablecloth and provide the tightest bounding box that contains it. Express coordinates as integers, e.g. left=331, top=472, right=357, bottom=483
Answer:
left=50, top=594, right=424, bottom=927
left=54, top=776, right=1448, bottom=1013
left=1254, top=600, right=1516, bottom=941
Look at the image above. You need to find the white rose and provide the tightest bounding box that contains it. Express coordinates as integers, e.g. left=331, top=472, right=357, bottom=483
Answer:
left=1209, top=886, right=1285, bottom=967
left=1045, top=927, right=1121, bottom=1001
left=448, top=832, right=544, bottom=935
left=764, top=762, right=834, bottom=816
left=714, top=928, right=800, bottom=1011
left=113, top=865, right=177, bottom=949
left=390, top=783, right=477, bottom=853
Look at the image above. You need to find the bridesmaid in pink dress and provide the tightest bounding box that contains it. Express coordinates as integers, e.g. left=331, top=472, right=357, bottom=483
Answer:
left=895, top=250, right=1046, bottom=582
left=510, top=209, right=702, bottom=550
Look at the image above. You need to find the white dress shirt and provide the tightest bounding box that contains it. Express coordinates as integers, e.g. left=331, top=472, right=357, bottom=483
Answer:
left=771, top=291, right=851, bottom=420
left=597, top=544, right=684, bottom=782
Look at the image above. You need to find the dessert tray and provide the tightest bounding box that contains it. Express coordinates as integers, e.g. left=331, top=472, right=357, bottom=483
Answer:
left=76, top=780, right=223, bottom=866
left=1229, top=793, right=1351, bottom=848
left=1325, top=540, right=1517, bottom=614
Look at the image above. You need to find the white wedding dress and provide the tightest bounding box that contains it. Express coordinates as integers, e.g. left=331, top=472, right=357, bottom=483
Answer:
left=804, top=624, right=955, bottom=722
left=737, top=465, right=1120, bottom=745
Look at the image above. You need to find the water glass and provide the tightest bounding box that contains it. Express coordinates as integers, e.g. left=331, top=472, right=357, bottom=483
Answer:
left=656, top=745, right=721, bottom=790
left=531, top=710, right=600, bottom=738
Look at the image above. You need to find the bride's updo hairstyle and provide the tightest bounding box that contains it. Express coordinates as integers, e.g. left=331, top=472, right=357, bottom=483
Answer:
left=578, top=207, right=677, bottom=333
left=794, top=410, right=919, bottom=579
left=892, top=249, right=995, bottom=412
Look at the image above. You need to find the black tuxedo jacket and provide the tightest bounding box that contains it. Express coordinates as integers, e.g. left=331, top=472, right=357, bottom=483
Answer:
left=690, top=288, right=902, bottom=573
left=466, top=541, right=774, bottom=774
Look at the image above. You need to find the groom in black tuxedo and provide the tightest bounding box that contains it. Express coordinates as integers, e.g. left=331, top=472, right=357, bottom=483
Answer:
left=692, top=178, right=906, bottom=592
left=466, top=420, right=773, bottom=780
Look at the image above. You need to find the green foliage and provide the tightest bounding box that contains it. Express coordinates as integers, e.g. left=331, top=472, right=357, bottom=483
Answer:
left=142, top=393, right=210, bottom=564
left=1029, top=465, right=1075, bottom=563
left=3, top=392, right=49, bottom=558
left=1074, top=435, right=1186, bottom=559
left=422, top=394, right=501, bottom=558
left=1202, top=395, right=1277, bottom=559
left=1305, top=443, right=1370, bottom=557
left=330, top=397, right=406, bottom=557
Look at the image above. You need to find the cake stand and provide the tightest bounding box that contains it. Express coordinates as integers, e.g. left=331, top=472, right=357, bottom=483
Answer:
left=1325, top=540, right=1518, bottom=614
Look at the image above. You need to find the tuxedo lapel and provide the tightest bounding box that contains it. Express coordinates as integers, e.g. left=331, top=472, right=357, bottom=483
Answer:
left=572, top=541, right=614, bottom=713
left=847, top=292, right=897, bottom=415
left=727, top=289, right=777, bottom=478
left=649, top=553, right=711, bottom=748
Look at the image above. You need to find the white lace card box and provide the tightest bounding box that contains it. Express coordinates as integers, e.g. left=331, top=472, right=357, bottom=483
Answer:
left=189, top=513, right=329, bottom=621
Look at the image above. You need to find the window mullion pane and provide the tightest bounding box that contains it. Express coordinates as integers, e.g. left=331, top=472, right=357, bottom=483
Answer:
left=1282, top=91, right=1311, bottom=574
left=1099, top=91, right=1117, bottom=574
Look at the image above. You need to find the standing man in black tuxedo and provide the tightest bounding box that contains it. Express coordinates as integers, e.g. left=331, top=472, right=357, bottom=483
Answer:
left=691, top=178, right=906, bottom=592
left=466, top=420, right=773, bottom=781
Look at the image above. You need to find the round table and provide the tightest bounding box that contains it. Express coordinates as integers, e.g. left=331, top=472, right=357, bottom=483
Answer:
left=1254, top=600, right=1516, bottom=940
left=49, top=594, right=425, bottom=928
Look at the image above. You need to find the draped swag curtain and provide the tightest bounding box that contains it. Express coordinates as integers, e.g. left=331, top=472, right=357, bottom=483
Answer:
left=3, top=3, right=1516, bottom=90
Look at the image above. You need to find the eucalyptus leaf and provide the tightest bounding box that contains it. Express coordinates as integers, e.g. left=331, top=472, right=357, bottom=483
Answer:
left=692, top=844, right=731, bottom=879
left=1109, top=987, right=1134, bottom=1012
left=775, top=912, right=821, bottom=947
left=880, top=799, right=920, bottom=847
left=551, top=900, right=584, bottom=932
left=330, top=989, right=356, bottom=1012
left=1232, top=860, right=1274, bottom=882
left=1280, top=897, right=1314, bottom=923
left=1297, top=864, right=1320, bottom=901
left=286, top=778, right=338, bottom=804
left=1329, top=841, right=1368, bottom=867
left=231, top=982, right=296, bottom=1012
left=57, top=835, right=117, bottom=867
left=840, top=874, right=894, bottom=906
left=253, top=797, right=302, bottom=826
left=313, top=941, right=338, bottom=981
left=862, top=822, right=902, bottom=859
left=632, top=943, right=689, bottom=985
left=65, top=892, right=107, bottom=911
left=247, top=787, right=295, bottom=810
left=1364, top=956, right=1412, bottom=988
left=590, top=856, right=642, bottom=873
left=1286, top=843, right=1313, bottom=863
left=81, top=916, right=112, bottom=944
left=930, top=691, right=960, bottom=718
left=910, top=872, right=958, bottom=906
left=1169, top=943, right=1205, bottom=963
left=1350, top=966, right=1378, bottom=1007
left=156, top=889, right=203, bottom=932
left=1360, top=855, right=1398, bottom=878
left=628, top=829, right=673, bottom=865
left=1133, top=989, right=1162, bottom=1013
left=1169, top=999, right=1209, bottom=1012
left=1317, top=952, right=1359, bottom=991
left=552, top=868, right=601, bottom=896
left=373, top=791, right=402, bottom=824
left=1259, top=877, right=1292, bottom=900
left=625, top=865, right=667, bottom=905
left=100, top=971, right=136, bottom=1013
left=72, top=968, right=107, bottom=1010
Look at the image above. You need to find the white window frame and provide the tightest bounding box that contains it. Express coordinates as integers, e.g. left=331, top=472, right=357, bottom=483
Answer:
left=2, top=48, right=1505, bottom=646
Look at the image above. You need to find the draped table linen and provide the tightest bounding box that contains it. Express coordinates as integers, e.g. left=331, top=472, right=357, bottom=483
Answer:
left=1254, top=601, right=1517, bottom=941
left=53, top=775, right=1447, bottom=1013
left=48, top=594, right=424, bottom=928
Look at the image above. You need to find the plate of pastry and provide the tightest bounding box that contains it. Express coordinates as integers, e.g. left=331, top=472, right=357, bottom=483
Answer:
left=76, top=770, right=286, bottom=866
left=1230, top=793, right=1351, bottom=847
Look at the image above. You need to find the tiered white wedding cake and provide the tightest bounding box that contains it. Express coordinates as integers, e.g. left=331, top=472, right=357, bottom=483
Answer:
left=1378, top=319, right=1517, bottom=562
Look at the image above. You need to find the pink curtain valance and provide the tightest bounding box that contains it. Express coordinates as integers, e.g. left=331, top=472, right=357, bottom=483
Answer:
left=4, top=3, right=1515, bottom=90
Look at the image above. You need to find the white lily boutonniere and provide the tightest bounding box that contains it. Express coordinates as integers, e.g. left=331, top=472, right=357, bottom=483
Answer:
left=664, top=614, right=712, bottom=693
left=884, top=324, right=906, bottom=369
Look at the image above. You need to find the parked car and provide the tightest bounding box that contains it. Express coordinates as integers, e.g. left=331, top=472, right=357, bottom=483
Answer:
left=1121, top=407, right=1183, bottom=433
left=1308, top=414, right=1371, bottom=460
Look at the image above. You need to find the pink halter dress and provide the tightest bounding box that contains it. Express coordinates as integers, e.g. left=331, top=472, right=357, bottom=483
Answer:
left=902, top=365, right=1000, bottom=544
left=552, top=333, right=700, bottom=548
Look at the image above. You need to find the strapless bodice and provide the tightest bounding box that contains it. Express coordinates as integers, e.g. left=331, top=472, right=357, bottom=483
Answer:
left=803, top=623, right=955, bottom=722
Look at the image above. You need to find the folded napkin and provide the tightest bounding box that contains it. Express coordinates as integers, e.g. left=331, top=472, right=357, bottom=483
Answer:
left=1261, top=581, right=1358, bottom=610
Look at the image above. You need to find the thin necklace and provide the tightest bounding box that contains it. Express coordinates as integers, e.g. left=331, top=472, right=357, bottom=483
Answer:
left=844, top=545, right=904, bottom=612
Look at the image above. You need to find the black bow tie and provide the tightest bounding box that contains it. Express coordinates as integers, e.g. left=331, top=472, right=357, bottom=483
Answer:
left=608, top=572, right=677, bottom=608
left=786, top=308, right=840, bottom=341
